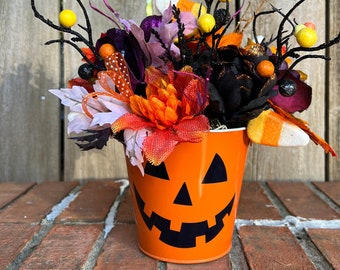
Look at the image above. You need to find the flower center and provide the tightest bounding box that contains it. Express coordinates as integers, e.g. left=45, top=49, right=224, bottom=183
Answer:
left=129, top=80, right=182, bottom=130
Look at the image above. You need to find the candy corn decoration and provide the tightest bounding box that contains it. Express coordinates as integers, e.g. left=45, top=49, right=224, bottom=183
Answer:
left=247, top=110, right=309, bottom=147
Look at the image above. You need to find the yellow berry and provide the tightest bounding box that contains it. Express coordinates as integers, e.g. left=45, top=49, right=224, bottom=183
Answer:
left=296, top=28, right=318, bottom=48
left=293, top=24, right=306, bottom=36
left=197, top=14, right=216, bottom=33
left=256, top=60, right=275, bottom=78
left=59, top=9, right=77, bottom=28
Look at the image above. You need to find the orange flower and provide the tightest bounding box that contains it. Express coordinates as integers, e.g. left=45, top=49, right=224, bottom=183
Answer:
left=112, top=67, right=210, bottom=166
left=129, top=81, right=181, bottom=130
left=81, top=47, right=96, bottom=63
left=114, top=67, right=208, bottom=131
left=206, top=31, right=244, bottom=48
left=176, top=0, right=195, bottom=12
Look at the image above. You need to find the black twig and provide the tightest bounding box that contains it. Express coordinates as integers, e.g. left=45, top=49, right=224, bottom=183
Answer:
left=173, top=5, right=193, bottom=68
left=204, top=0, right=214, bottom=13
left=277, top=32, right=340, bottom=77
left=253, top=0, right=340, bottom=78
left=280, top=54, right=330, bottom=81
left=276, top=0, right=305, bottom=62
left=45, top=39, right=104, bottom=70
left=31, top=0, right=103, bottom=66
left=76, top=0, right=94, bottom=47
left=150, top=28, right=174, bottom=66
left=253, top=9, right=276, bottom=44
left=283, top=32, right=340, bottom=61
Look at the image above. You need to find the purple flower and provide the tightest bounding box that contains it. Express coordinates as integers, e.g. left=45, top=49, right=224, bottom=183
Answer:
left=270, top=71, right=312, bottom=113
left=95, top=28, right=146, bottom=91
left=140, top=15, right=162, bottom=42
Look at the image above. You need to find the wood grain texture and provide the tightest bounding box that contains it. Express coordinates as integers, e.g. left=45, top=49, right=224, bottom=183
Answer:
left=327, top=0, right=340, bottom=181
left=62, top=0, right=146, bottom=181
left=0, top=0, right=339, bottom=182
left=0, top=1, right=61, bottom=182
left=242, top=0, right=329, bottom=181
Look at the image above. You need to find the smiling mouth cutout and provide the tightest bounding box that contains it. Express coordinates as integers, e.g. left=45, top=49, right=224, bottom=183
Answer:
left=134, top=185, right=235, bottom=248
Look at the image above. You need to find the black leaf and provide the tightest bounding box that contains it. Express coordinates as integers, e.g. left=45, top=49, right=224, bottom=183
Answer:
left=70, top=127, right=113, bottom=151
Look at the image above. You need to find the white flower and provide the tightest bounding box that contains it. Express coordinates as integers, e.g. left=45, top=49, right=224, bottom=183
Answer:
left=155, top=0, right=178, bottom=14
left=124, top=128, right=152, bottom=175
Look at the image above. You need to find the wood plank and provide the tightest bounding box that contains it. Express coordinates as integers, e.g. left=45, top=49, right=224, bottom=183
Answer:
left=0, top=1, right=61, bottom=182
left=2, top=0, right=335, bottom=182
left=63, top=0, right=147, bottom=181
left=241, top=0, right=327, bottom=181
left=327, top=0, right=340, bottom=181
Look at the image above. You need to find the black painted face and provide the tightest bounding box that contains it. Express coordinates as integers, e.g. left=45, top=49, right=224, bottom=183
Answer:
left=133, top=154, right=235, bottom=248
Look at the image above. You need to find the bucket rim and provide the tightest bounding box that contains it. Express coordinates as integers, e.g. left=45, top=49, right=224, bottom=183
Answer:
left=210, top=127, right=246, bottom=133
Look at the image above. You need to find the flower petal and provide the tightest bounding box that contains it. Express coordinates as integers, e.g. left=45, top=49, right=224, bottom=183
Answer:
left=124, top=128, right=149, bottom=175
left=270, top=72, right=312, bottom=113
left=49, top=86, right=88, bottom=112
left=112, top=113, right=154, bottom=133
left=67, top=112, right=92, bottom=134
left=143, top=130, right=178, bottom=165
left=174, top=115, right=210, bottom=141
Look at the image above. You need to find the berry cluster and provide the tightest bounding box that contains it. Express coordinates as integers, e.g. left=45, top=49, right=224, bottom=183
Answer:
left=31, top=0, right=339, bottom=160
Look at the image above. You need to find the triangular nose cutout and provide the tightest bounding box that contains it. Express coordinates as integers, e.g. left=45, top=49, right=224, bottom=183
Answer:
left=202, top=154, right=227, bottom=183
left=174, top=183, right=192, bottom=206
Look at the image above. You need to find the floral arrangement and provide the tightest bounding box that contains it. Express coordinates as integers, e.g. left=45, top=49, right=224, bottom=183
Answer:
left=32, top=0, right=338, bottom=174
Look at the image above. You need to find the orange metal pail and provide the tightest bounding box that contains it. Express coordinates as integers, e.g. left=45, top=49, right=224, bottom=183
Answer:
left=126, top=128, right=249, bottom=264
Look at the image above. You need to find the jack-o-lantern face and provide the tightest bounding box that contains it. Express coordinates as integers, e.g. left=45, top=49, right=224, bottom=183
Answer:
left=127, top=129, right=249, bottom=261
left=133, top=154, right=235, bottom=248
left=128, top=131, right=249, bottom=249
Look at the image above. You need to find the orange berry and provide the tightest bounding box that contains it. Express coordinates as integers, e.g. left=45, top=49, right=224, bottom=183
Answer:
left=304, top=22, right=316, bottom=30
left=256, top=60, right=275, bottom=78
left=99, top=43, right=115, bottom=58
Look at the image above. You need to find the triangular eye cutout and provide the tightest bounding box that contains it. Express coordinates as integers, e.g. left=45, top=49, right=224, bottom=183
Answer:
left=202, top=154, right=227, bottom=184
left=144, top=162, right=169, bottom=180
left=174, top=183, right=192, bottom=206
